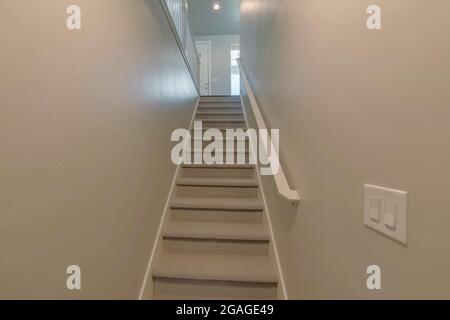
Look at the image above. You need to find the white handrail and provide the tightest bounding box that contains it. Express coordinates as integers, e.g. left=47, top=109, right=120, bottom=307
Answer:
left=238, top=60, right=300, bottom=203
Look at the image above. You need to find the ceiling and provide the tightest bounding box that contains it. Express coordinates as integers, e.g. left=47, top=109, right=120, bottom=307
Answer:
left=187, top=0, right=240, bottom=36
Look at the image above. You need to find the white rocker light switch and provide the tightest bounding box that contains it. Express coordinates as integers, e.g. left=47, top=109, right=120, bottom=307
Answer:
left=369, top=197, right=382, bottom=222
left=384, top=201, right=397, bottom=229
left=364, top=184, right=408, bottom=244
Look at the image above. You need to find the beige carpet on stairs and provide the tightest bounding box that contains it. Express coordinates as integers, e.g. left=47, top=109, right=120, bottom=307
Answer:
left=151, top=96, right=279, bottom=300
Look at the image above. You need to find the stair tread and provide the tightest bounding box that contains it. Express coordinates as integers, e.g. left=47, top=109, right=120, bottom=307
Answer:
left=199, top=100, right=241, bottom=103
left=182, top=164, right=254, bottom=169
left=198, top=106, right=242, bottom=109
left=188, top=149, right=249, bottom=153
left=201, top=96, right=240, bottom=99
left=200, top=102, right=241, bottom=104
left=170, top=197, right=263, bottom=211
left=152, top=252, right=277, bottom=283
left=199, top=104, right=241, bottom=108
left=163, top=221, right=269, bottom=241
left=201, top=96, right=240, bottom=98
left=152, top=294, right=235, bottom=300
left=198, top=108, right=243, bottom=111
left=191, top=129, right=248, bottom=132
left=197, top=111, right=243, bottom=115
left=197, top=119, right=246, bottom=123
left=191, top=137, right=249, bottom=142
left=177, top=178, right=258, bottom=187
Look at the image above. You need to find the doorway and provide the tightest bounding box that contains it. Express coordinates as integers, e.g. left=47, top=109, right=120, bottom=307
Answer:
left=230, top=45, right=240, bottom=96
left=196, top=41, right=211, bottom=96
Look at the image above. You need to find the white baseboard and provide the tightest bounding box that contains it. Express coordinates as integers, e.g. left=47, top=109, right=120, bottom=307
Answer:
left=138, top=96, right=201, bottom=300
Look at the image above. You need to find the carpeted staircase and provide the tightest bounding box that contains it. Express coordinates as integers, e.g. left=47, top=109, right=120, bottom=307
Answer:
left=151, top=96, right=279, bottom=300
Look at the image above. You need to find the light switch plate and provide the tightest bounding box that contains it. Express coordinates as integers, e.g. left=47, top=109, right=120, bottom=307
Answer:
left=364, top=184, right=408, bottom=244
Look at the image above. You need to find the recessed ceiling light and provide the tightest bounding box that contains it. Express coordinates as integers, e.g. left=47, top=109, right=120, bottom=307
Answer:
left=213, top=2, right=221, bottom=11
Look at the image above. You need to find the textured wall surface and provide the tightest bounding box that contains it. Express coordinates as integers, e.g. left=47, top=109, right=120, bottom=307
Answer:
left=240, top=0, right=450, bottom=299
left=0, top=0, right=197, bottom=299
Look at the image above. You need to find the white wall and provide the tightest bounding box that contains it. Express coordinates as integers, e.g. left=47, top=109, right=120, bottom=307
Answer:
left=195, top=34, right=240, bottom=95
left=241, top=0, right=450, bottom=299
left=0, top=0, right=198, bottom=299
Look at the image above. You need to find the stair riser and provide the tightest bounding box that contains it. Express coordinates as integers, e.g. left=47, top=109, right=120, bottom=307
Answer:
left=191, top=130, right=250, bottom=136
left=153, top=278, right=277, bottom=300
left=163, top=238, right=269, bottom=256
left=185, top=154, right=253, bottom=165
left=198, top=106, right=243, bottom=113
left=201, top=97, right=240, bottom=101
left=189, top=140, right=250, bottom=150
left=181, top=167, right=255, bottom=179
left=199, top=123, right=247, bottom=130
left=176, top=186, right=259, bottom=198
left=171, top=208, right=263, bottom=224
left=196, top=114, right=244, bottom=121
left=197, top=110, right=243, bottom=114
left=200, top=99, right=241, bottom=104
left=200, top=100, right=241, bottom=104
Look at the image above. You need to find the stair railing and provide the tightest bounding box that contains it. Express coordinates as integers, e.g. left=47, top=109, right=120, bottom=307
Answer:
left=160, top=0, right=200, bottom=93
left=238, top=60, right=300, bottom=203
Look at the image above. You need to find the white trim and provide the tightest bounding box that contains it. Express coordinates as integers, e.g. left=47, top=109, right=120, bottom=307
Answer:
left=239, top=95, right=288, bottom=300
left=238, top=60, right=300, bottom=203
left=138, top=97, right=201, bottom=300
left=195, top=40, right=212, bottom=96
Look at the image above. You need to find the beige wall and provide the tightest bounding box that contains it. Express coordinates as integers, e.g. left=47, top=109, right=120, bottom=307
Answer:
left=241, top=0, right=450, bottom=299
left=0, top=0, right=197, bottom=299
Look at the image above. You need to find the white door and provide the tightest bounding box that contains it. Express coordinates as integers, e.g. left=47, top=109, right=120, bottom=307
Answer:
left=196, top=41, right=211, bottom=96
